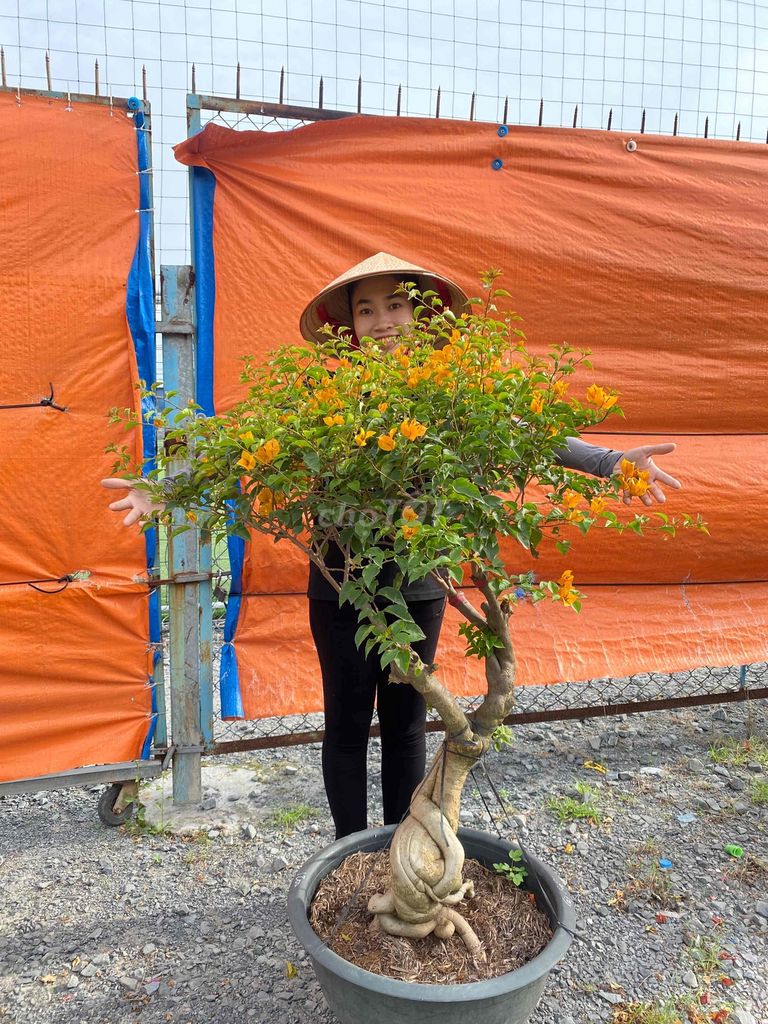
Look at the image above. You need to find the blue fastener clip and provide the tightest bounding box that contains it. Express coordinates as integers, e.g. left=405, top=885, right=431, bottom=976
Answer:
left=492, top=158, right=504, bottom=170
left=127, top=96, right=142, bottom=111
left=497, top=125, right=509, bottom=137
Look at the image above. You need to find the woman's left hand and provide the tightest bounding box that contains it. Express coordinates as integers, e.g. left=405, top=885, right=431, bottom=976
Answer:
left=615, top=443, right=681, bottom=505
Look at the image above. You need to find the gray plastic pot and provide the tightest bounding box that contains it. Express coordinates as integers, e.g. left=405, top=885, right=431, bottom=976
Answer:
left=288, top=825, right=575, bottom=1024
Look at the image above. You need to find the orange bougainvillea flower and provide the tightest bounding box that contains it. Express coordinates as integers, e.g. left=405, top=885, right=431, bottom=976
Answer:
left=186, top=510, right=198, bottom=523
left=377, top=431, right=397, bottom=451
left=238, top=430, right=255, bottom=443
left=557, top=569, right=577, bottom=603
left=585, top=384, right=618, bottom=411
left=237, top=451, right=257, bottom=471
left=553, top=379, right=569, bottom=399
left=403, top=505, right=418, bottom=522
left=354, top=429, right=375, bottom=447
left=400, top=418, right=427, bottom=441
left=256, top=487, right=273, bottom=515
left=377, top=402, right=388, bottom=412
left=450, top=329, right=461, bottom=343
left=255, top=438, right=281, bottom=464
left=323, top=413, right=344, bottom=427
left=401, top=524, right=420, bottom=540
left=590, top=496, right=606, bottom=516
left=529, top=392, right=544, bottom=415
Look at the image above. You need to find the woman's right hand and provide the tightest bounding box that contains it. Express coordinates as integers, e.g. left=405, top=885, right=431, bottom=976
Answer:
left=101, top=478, right=164, bottom=527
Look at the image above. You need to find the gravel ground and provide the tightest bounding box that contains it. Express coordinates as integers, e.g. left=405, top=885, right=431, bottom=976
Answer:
left=1, top=700, right=767, bottom=1024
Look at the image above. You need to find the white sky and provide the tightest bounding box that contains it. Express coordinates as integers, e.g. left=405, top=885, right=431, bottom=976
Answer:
left=2, top=0, right=766, bottom=266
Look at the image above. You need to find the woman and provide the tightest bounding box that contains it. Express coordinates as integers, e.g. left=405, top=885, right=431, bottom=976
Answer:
left=103, top=251, right=681, bottom=839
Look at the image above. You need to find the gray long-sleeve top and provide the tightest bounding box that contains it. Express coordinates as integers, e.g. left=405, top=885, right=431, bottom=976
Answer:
left=307, top=435, right=622, bottom=601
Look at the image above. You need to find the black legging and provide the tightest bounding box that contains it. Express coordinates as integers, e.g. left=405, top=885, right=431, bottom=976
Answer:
left=309, top=596, right=447, bottom=839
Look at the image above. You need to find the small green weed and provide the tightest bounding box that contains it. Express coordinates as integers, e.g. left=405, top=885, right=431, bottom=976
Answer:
left=709, top=735, right=768, bottom=769
left=126, top=801, right=171, bottom=838
left=547, top=781, right=602, bottom=824
left=686, top=931, right=727, bottom=981
left=267, top=804, right=319, bottom=829
left=612, top=997, right=683, bottom=1024
left=492, top=847, right=527, bottom=886
left=750, top=779, right=768, bottom=806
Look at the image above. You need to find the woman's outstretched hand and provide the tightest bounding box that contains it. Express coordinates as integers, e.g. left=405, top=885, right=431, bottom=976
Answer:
left=101, top=478, right=163, bottom=527
left=616, top=443, right=681, bottom=506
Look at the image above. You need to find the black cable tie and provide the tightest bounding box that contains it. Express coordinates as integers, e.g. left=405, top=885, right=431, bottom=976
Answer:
left=1, top=382, right=67, bottom=412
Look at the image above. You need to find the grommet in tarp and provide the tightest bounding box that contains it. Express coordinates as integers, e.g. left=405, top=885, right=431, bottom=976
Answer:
left=491, top=158, right=504, bottom=170
left=626, top=138, right=638, bottom=152
left=497, top=124, right=509, bottom=137
left=127, top=96, right=142, bottom=111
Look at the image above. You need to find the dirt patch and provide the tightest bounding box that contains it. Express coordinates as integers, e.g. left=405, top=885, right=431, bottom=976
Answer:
left=309, top=851, right=553, bottom=984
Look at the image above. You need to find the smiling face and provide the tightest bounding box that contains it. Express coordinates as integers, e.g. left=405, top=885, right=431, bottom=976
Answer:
left=350, top=275, right=415, bottom=349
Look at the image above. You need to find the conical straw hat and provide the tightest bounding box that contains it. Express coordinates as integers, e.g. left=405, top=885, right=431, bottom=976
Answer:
left=299, top=251, right=470, bottom=342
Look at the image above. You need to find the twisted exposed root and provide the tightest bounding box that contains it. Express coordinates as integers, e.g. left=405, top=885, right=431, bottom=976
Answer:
left=367, top=788, right=484, bottom=958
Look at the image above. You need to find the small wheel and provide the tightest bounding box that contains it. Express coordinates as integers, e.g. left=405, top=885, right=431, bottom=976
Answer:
left=98, top=783, right=135, bottom=827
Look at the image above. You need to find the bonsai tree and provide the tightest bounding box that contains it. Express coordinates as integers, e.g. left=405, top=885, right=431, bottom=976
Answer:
left=115, top=273, right=703, bottom=959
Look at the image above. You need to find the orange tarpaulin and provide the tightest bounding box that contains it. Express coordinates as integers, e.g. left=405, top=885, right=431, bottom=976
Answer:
left=0, top=94, right=154, bottom=782
left=175, top=116, right=768, bottom=719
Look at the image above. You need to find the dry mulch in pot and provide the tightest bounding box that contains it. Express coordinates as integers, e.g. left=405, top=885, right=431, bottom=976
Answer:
left=309, top=851, right=555, bottom=984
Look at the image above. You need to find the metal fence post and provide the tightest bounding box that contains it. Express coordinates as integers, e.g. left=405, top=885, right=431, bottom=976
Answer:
left=160, top=265, right=209, bottom=804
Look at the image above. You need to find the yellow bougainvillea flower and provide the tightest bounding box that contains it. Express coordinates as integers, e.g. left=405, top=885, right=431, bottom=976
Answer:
left=553, top=380, right=569, bottom=399
left=402, top=505, right=418, bottom=522
left=256, top=487, right=273, bottom=515
left=398, top=355, right=411, bottom=368
left=337, top=358, right=351, bottom=369
left=450, top=328, right=461, bottom=343
left=378, top=427, right=398, bottom=451
left=400, top=418, right=427, bottom=441
left=402, top=524, right=420, bottom=540
left=590, top=496, right=606, bottom=516
left=618, top=458, right=651, bottom=497
left=560, top=588, right=579, bottom=606
left=378, top=402, right=388, bottom=412
left=323, top=413, right=345, bottom=427
left=186, top=510, right=198, bottom=523
left=255, top=438, right=281, bottom=464
left=238, top=430, right=255, bottom=443
left=562, top=489, right=581, bottom=509
left=529, top=392, right=545, bottom=415
left=237, top=450, right=257, bottom=471
left=354, top=429, right=375, bottom=447
left=585, top=384, right=618, bottom=411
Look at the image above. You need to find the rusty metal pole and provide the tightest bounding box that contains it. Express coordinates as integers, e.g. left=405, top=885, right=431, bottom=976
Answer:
left=160, top=265, right=207, bottom=805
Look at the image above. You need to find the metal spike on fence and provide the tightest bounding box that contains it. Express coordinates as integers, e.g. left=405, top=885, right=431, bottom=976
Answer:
left=142, top=64, right=147, bottom=104
left=279, top=66, right=284, bottom=104
left=538, top=98, right=543, bottom=126
left=704, top=116, right=709, bottom=139
left=191, top=63, right=196, bottom=93
left=45, top=51, right=52, bottom=91
left=1, top=48, right=6, bottom=88
left=94, top=59, right=100, bottom=96
left=572, top=104, right=578, bottom=129
left=396, top=83, right=402, bottom=116
left=640, top=109, right=646, bottom=134
left=109, top=90, right=113, bottom=116
left=357, top=75, right=362, bottom=114
left=16, top=82, right=21, bottom=106
left=736, top=121, right=741, bottom=141
left=435, top=86, right=441, bottom=118
left=673, top=112, right=679, bottom=136
left=469, top=91, right=475, bottom=121
left=502, top=96, right=508, bottom=124
left=318, top=76, right=324, bottom=109
left=236, top=61, right=241, bottom=100
left=606, top=108, right=613, bottom=130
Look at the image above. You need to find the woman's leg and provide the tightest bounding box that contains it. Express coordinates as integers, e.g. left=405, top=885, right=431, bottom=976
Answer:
left=376, top=597, right=446, bottom=825
left=309, top=599, right=380, bottom=839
